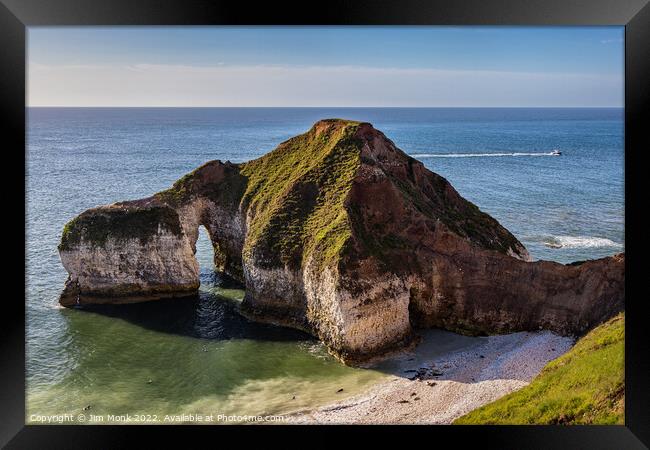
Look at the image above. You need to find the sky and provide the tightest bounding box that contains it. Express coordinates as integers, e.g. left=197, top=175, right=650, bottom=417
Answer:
left=27, top=27, right=624, bottom=107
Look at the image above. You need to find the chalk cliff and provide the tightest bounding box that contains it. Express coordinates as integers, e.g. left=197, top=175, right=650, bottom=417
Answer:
left=58, top=119, right=625, bottom=362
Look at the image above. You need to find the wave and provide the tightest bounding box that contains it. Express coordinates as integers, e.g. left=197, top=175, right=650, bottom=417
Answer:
left=412, top=152, right=558, bottom=158
left=543, top=235, right=623, bottom=249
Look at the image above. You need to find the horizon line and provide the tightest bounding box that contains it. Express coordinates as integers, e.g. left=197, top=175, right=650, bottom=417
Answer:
left=26, top=105, right=624, bottom=109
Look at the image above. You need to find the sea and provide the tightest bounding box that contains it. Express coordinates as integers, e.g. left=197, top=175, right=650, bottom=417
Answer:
left=26, top=107, right=624, bottom=423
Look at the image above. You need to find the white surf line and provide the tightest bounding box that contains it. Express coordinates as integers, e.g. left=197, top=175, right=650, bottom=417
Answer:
left=544, top=235, right=624, bottom=249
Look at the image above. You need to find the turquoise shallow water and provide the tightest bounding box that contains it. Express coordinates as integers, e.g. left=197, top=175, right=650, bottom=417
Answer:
left=26, top=107, right=624, bottom=423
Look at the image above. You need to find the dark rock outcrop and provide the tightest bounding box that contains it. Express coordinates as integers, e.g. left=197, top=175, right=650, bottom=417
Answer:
left=58, top=119, right=625, bottom=362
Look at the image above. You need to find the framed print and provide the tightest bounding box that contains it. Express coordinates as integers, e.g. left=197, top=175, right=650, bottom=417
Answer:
left=2, top=0, right=649, bottom=447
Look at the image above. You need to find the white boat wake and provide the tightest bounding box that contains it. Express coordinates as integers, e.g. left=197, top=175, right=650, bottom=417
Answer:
left=412, top=152, right=560, bottom=158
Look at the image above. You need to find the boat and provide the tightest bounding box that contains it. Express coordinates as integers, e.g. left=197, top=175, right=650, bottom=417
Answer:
left=551, top=149, right=562, bottom=156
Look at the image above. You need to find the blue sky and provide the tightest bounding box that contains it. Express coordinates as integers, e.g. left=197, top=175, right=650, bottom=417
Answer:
left=28, top=26, right=624, bottom=107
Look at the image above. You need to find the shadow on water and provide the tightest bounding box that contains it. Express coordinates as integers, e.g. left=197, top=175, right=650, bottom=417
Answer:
left=70, top=271, right=312, bottom=343
left=59, top=268, right=558, bottom=386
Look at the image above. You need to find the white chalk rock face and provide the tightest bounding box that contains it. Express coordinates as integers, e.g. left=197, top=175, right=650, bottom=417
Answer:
left=58, top=202, right=199, bottom=305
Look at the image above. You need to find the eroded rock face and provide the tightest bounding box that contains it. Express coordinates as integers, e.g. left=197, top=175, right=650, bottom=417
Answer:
left=58, top=119, right=624, bottom=362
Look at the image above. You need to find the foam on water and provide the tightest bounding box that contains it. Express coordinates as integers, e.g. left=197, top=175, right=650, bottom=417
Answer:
left=543, top=235, right=623, bottom=249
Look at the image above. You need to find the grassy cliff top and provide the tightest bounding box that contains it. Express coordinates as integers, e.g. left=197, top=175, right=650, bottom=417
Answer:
left=239, top=119, right=364, bottom=269
left=454, top=313, right=624, bottom=425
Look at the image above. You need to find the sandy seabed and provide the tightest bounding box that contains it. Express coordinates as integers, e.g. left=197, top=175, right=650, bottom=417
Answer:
left=286, top=329, right=574, bottom=424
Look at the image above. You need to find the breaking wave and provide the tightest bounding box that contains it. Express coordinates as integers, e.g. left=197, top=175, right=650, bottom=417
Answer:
left=411, top=152, right=559, bottom=158
left=543, top=236, right=623, bottom=249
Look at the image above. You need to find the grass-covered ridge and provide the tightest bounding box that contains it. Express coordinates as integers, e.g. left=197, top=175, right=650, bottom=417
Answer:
left=454, top=313, right=624, bottom=425
left=155, top=160, right=247, bottom=209
left=239, top=119, right=363, bottom=269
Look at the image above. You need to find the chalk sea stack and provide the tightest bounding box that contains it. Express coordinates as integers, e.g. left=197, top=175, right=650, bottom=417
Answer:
left=58, top=119, right=625, bottom=362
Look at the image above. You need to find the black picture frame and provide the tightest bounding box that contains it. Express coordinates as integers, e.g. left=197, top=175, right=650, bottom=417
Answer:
left=2, top=0, right=648, bottom=447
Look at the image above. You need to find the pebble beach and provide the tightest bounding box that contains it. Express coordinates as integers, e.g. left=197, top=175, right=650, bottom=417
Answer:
left=286, top=330, right=574, bottom=424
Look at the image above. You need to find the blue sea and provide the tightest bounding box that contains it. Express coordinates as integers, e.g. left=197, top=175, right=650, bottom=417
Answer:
left=26, top=107, right=624, bottom=422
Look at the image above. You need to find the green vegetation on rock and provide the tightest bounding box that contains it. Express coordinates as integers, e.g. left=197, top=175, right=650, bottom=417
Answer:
left=454, top=313, right=625, bottom=425
left=239, top=119, right=363, bottom=269
left=155, top=161, right=247, bottom=209
left=155, top=171, right=197, bottom=206
left=58, top=205, right=183, bottom=251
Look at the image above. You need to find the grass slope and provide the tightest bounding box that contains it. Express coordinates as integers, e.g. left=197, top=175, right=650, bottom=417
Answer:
left=239, top=119, right=363, bottom=269
left=455, top=313, right=624, bottom=425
